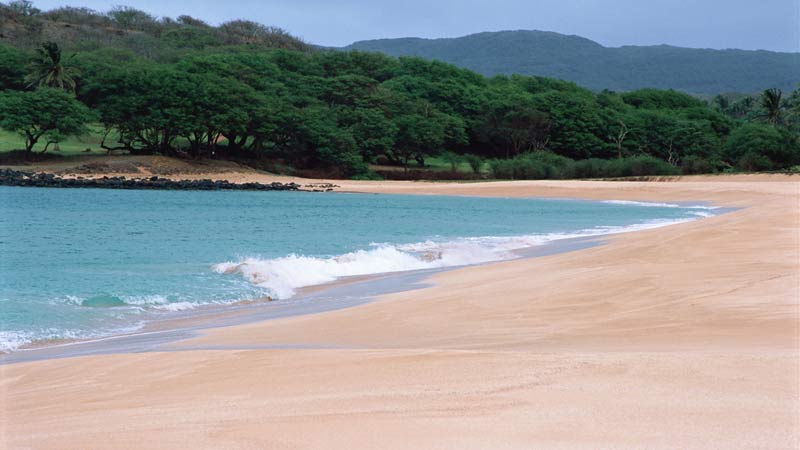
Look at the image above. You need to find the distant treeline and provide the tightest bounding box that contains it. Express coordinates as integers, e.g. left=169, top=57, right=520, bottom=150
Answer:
left=0, top=1, right=799, bottom=179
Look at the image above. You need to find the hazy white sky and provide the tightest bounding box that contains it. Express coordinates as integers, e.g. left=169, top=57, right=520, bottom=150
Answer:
left=28, top=0, right=800, bottom=52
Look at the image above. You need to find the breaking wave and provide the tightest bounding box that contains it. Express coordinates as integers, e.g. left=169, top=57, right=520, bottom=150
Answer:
left=601, top=200, right=721, bottom=210
left=213, top=216, right=702, bottom=300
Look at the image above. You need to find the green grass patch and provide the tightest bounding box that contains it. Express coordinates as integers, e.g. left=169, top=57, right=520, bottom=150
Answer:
left=0, top=125, right=111, bottom=156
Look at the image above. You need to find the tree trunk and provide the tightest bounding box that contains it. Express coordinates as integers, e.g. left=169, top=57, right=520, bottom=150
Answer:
left=25, top=137, right=37, bottom=153
left=40, top=141, right=56, bottom=154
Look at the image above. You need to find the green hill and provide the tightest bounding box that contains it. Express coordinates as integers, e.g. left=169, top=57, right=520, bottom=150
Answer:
left=346, top=30, right=800, bottom=94
left=0, top=4, right=312, bottom=58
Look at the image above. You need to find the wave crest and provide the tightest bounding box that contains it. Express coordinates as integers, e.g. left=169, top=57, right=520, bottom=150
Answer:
left=213, top=217, right=701, bottom=299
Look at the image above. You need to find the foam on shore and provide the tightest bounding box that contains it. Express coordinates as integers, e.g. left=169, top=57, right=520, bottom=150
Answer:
left=213, top=215, right=703, bottom=300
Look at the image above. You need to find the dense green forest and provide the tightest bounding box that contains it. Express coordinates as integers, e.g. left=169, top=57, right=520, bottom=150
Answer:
left=347, top=31, right=800, bottom=95
left=1, top=1, right=799, bottom=179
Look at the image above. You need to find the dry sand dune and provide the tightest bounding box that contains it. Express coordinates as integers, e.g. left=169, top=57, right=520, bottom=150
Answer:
left=2, top=175, right=798, bottom=449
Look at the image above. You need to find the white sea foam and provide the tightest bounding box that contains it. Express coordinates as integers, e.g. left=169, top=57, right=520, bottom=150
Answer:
left=213, top=216, right=705, bottom=300
left=0, top=331, right=31, bottom=352
left=151, top=301, right=198, bottom=312
left=0, top=327, right=120, bottom=353
left=602, top=200, right=721, bottom=210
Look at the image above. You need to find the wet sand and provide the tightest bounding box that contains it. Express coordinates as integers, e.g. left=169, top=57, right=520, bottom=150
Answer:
left=1, top=174, right=798, bottom=449
left=0, top=236, right=600, bottom=364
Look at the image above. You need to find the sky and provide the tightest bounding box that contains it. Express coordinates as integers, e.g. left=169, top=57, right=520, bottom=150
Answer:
left=30, top=0, right=800, bottom=52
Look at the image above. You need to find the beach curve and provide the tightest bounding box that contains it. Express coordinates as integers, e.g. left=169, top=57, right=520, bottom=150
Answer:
left=1, top=174, right=798, bottom=449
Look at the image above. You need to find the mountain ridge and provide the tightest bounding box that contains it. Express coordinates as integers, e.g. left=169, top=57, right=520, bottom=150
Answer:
left=345, top=30, right=800, bottom=94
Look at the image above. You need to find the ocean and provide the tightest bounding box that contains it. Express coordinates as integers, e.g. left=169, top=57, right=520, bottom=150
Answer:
left=0, top=186, right=718, bottom=351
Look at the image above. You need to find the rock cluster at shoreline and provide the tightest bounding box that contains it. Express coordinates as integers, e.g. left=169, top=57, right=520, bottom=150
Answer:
left=0, top=169, right=303, bottom=191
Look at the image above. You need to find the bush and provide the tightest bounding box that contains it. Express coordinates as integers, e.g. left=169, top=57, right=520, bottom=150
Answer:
left=490, top=153, right=679, bottom=180
left=464, top=154, right=484, bottom=174
left=489, top=152, right=575, bottom=179
left=350, top=171, right=384, bottom=181
left=107, top=6, right=157, bottom=31
left=680, top=155, right=729, bottom=175
left=624, top=155, right=680, bottom=177
left=725, top=123, right=798, bottom=170
left=376, top=169, right=480, bottom=181
left=41, top=7, right=111, bottom=27
left=573, top=158, right=607, bottom=178
left=439, top=151, right=463, bottom=171
left=737, top=152, right=774, bottom=171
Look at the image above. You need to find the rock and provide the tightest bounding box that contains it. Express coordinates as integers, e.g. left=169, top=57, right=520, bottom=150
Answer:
left=0, top=169, right=301, bottom=192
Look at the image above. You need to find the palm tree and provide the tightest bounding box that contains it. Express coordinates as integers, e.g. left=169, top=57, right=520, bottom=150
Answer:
left=761, top=88, right=783, bottom=126
left=25, top=42, right=78, bottom=92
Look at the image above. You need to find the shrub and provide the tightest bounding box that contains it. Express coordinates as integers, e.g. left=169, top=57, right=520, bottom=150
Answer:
left=489, top=152, right=576, bottom=179
left=624, top=155, right=680, bottom=176
left=375, top=169, right=480, bottom=181
left=573, top=158, right=607, bottom=178
left=680, top=155, right=729, bottom=175
left=490, top=153, right=679, bottom=180
left=41, top=7, right=111, bottom=27
left=440, top=151, right=463, bottom=171
left=725, top=123, right=797, bottom=170
left=350, top=171, right=383, bottom=181
left=464, top=154, right=484, bottom=174
left=737, top=152, right=774, bottom=171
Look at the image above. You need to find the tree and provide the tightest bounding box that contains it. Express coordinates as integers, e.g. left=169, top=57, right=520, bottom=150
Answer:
left=712, top=94, right=729, bottom=112
left=390, top=113, right=447, bottom=170
left=761, top=88, right=784, bottom=126
left=347, top=108, right=397, bottom=161
left=622, top=89, right=706, bottom=109
left=176, top=15, right=210, bottom=27
left=440, top=151, right=463, bottom=171
left=512, top=108, right=551, bottom=153
left=92, top=66, right=203, bottom=155
left=41, top=6, right=110, bottom=26
left=218, top=20, right=311, bottom=51
left=609, top=120, right=630, bottom=159
left=25, top=42, right=78, bottom=92
left=531, top=89, right=604, bottom=159
left=785, top=86, right=800, bottom=133
left=0, top=88, right=93, bottom=153
left=107, top=6, right=157, bottom=31
left=728, top=96, right=756, bottom=119
left=0, top=44, right=28, bottom=91
left=7, top=0, right=39, bottom=16
left=725, top=123, right=797, bottom=170
left=627, top=110, right=717, bottom=166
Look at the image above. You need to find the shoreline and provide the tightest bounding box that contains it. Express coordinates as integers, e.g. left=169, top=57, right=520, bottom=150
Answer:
left=0, top=188, right=721, bottom=358
left=2, top=175, right=798, bottom=449
left=0, top=234, right=606, bottom=363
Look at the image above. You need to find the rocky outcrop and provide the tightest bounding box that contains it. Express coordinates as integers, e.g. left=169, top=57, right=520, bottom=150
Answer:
left=0, top=169, right=303, bottom=191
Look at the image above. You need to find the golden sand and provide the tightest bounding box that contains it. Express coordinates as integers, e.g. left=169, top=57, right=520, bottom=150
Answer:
left=2, top=174, right=798, bottom=449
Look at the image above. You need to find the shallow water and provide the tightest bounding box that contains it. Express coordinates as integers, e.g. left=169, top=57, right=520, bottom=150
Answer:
left=0, top=186, right=716, bottom=351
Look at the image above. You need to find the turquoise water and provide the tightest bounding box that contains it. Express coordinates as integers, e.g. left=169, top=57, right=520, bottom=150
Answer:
left=0, top=186, right=716, bottom=351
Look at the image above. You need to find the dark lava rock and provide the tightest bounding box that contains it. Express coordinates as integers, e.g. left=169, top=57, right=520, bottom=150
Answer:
left=0, top=169, right=306, bottom=192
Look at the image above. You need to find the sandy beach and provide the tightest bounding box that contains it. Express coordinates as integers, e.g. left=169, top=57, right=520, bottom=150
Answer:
left=1, top=174, right=798, bottom=449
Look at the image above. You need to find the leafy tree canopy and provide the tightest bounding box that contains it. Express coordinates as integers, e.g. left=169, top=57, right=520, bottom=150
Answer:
left=0, top=87, right=94, bottom=152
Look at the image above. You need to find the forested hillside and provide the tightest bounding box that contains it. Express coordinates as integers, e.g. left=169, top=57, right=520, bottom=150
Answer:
left=0, top=2, right=311, bottom=58
left=346, top=30, right=800, bottom=95
left=1, top=1, right=799, bottom=179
